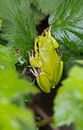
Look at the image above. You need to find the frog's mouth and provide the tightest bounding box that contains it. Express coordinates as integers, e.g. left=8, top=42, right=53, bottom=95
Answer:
left=30, top=67, right=41, bottom=78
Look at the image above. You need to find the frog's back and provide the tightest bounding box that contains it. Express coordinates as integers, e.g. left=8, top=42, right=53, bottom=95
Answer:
left=40, top=44, right=61, bottom=80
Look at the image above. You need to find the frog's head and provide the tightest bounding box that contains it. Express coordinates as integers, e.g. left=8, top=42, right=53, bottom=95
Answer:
left=34, top=27, right=59, bottom=54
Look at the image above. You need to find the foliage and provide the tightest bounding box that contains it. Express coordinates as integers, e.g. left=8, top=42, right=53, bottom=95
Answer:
left=0, top=44, right=38, bottom=130
left=0, top=68, right=38, bottom=101
left=0, top=19, right=2, bottom=30
left=31, top=6, right=45, bottom=25
left=30, top=0, right=63, bottom=15
left=49, top=0, right=83, bottom=59
left=0, top=45, right=17, bottom=70
left=0, top=44, right=38, bottom=101
left=0, top=103, right=37, bottom=130
left=0, top=0, right=36, bottom=59
left=53, top=64, right=83, bottom=130
left=0, top=0, right=83, bottom=130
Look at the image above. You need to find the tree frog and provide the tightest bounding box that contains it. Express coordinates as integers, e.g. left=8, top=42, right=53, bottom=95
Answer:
left=29, top=27, right=63, bottom=93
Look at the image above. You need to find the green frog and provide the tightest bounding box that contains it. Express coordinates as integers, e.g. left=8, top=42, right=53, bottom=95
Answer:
left=29, top=27, right=63, bottom=93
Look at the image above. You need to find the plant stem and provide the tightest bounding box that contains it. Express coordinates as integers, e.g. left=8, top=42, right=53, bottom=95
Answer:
left=36, top=117, right=53, bottom=127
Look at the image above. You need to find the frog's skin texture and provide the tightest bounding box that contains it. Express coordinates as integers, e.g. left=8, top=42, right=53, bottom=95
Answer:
left=29, top=27, right=63, bottom=93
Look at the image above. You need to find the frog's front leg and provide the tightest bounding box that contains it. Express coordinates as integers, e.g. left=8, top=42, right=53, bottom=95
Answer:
left=36, top=72, right=52, bottom=93
left=29, top=51, right=41, bottom=68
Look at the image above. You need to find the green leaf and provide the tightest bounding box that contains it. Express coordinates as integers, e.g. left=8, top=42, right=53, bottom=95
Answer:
left=0, top=44, right=38, bottom=101
left=0, top=103, right=37, bottom=130
left=0, top=45, right=17, bottom=70
left=53, top=65, right=83, bottom=130
left=30, top=0, right=63, bottom=15
left=0, top=69, right=38, bottom=101
left=0, top=0, right=36, bottom=59
left=49, top=0, right=83, bottom=56
left=31, top=6, right=45, bottom=25
left=0, top=18, right=2, bottom=31
left=0, top=43, right=38, bottom=130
